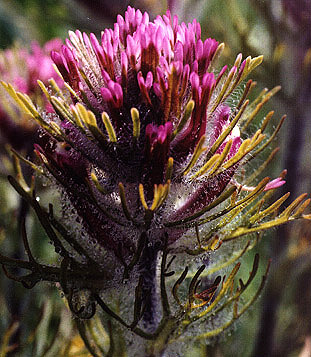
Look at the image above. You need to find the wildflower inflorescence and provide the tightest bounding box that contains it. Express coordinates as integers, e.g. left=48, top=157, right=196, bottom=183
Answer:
left=0, top=39, right=62, bottom=152
left=1, top=6, right=310, bottom=356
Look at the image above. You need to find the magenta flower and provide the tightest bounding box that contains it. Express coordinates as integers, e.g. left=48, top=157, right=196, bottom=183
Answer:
left=41, top=8, right=248, bottom=256
left=2, top=7, right=310, bottom=356
left=6, top=5, right=298, bottom=279
left=0, top=39, right=62, bottom=151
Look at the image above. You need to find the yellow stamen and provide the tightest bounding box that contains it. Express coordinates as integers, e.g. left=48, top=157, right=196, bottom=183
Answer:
left=131, top=107, right=140, bottom=139
left=102, top=112, right=117, bottom=142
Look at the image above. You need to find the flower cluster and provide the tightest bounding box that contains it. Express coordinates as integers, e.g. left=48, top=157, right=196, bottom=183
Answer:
left=1, top=6, right=310, bottom=356
left=0, top=39, right=62, bottom=151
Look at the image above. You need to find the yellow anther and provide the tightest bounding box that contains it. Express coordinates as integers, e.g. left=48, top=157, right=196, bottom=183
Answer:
left=130, top=107, right=140, bottom=139
left=172, top=100, right=195, bottom=138
left=102, top=112, right=117, bottom=142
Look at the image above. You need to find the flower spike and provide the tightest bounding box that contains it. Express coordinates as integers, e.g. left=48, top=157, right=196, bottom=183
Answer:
left=1, top=6, right=310, bottom=356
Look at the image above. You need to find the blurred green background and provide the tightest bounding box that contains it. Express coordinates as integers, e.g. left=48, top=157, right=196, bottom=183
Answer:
left=0, top=0, right=311, bottom=356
